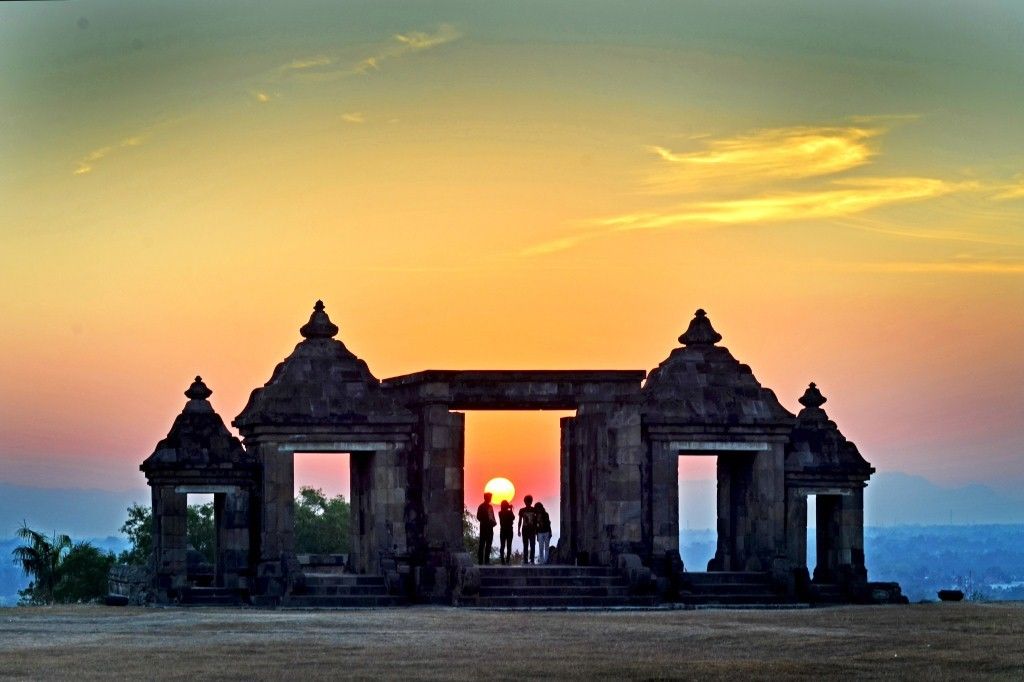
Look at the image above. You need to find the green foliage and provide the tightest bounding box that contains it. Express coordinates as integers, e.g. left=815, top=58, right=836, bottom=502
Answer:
left=118, top=503, right=153, bottom=566
left=188, top=503, right=215, bottom=564
left=12, top=523, right=71, bottom=604
left=294, top=487, right=350, bottom=554
left=12, top=526, right=114, bottom=604
left=119, top=501, right=216, bottom=566
left=53, top=543, right=116, bottom=603
left=462, top=507, right=479, bottom=556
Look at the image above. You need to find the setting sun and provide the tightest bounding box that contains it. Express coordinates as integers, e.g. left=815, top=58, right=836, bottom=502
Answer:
left=483, top=477, right=516, bottom=506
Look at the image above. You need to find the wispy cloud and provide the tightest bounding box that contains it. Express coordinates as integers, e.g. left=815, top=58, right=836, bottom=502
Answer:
left=599, top=177, right=961, bottom=230
left=992, top=175, right=1024, bottom=200
left=521, top=118, right=1009, bottom=255
left=645, top=125, right=880, bottom=191
left=845, top=257, right=1024, bottom=275
left=342, top=111, right=366, bottom=124
left=274, top=23, right=462, bottom=83
left=73, top=134, right=147, bottom=176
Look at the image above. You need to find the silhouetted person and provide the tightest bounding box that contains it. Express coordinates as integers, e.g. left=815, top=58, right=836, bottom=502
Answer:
left=518, top=495, right=538, bottom=565
left=476, top=492, right=496, bottom=565
left=534, top=501, right=552, bottom=564
left=498, top=500, right=515, bottom=565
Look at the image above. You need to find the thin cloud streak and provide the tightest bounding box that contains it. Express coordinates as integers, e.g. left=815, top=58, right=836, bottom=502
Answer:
left=845, top=259, right=1024, bottom=274
left=73, top=134, right=147, bottom=176
left=274, top=23, right=462, bottom=83
left=645, top=125, right=881, bottom=192
left=601, top=177, right=959, bottom=230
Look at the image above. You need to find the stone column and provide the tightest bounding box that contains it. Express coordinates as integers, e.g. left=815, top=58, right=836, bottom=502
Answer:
left=559, top=416, right=577, bottom=562
left=604, top=405, right=645, bottom=560
left=837, top=488, right=867, bottom=585
left=814, top=494, right=840, bottom=581
left=151, top=484, right=187, bottom=601
left=255, top=442, right=295, bottom=597
left=215, top=490, right=251, bottom=590
left=732, top=444, right=786, bottom=572
left=650, top=439, right=680, bottom=561
left=417, top=405, right=465, bottom=598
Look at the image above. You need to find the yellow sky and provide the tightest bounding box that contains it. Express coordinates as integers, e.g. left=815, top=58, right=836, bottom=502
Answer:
left=1, top=2, right=1022, bottom=497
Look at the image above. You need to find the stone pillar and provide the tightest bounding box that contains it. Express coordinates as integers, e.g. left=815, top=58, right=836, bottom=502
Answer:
left=650, top=440, right=680, bottom=561
left=784, top=487, right=810, bottom=594
left=417, top=406, right=465, bottom=598
left=151, top=484, right=187, bottom=601
left=812, top=490, right=867, bottom=589
left=814, top=494, right=840, bottom=581
left=720, top=445, right=786, bottom=573
left=559, top=416, right=577, bottom=562
left=349, top=445, right=410, bottom=574
left=255, top=442, right=295, bottom=597
left=604, top=405, right=645, bottom=560
left=215, top=490, right=251, bottom=590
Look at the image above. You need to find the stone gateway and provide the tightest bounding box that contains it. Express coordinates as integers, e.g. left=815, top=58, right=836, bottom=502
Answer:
left=140, top=301, right=904, bottom=607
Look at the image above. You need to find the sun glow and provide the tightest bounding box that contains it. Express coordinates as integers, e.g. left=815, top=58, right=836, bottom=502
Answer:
left=484, top=477, right=516, bottom=506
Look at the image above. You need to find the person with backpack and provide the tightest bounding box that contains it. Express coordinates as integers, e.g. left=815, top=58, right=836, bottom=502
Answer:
left=517, top=495, right=538, bottom=565
left=498, top=500, right=515, bottom=565
left=534, top=501, right=552, bottom=564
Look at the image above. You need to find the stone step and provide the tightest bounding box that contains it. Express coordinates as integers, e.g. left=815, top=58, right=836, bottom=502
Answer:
left=678, top=593, right=787, bottom=606
left=479, top=575, right=627, bottom=588
left=478, top=585, right=632, bottom=597
left=478, top=566, right=619, bottom=578
left=678, top=583, right=778, bottom=596
left=282, top=595, right=404, bottom=608
left=294, top=584, right=392, bottom=596
left=683, top=572, right=773, bottom=585
left=303, top=574, right=386, bottom=587
left=466, top=595, right=658, bottom=608
left=181, top=588, right=242, bottom=606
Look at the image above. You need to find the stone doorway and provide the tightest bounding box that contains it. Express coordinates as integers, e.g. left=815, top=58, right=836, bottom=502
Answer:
left=463, top=411, right=570, bottom=563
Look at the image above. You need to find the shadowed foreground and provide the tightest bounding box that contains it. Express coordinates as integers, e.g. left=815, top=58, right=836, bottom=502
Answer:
left=1, top=604, right=1022, bottom=680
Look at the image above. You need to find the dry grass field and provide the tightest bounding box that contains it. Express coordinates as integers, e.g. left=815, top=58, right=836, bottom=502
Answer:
left=1, top=603, right=1022, bottom=680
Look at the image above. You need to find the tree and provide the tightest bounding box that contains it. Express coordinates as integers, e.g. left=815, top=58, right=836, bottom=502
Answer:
left=462, top=507, right=480, bottom=557
left=53, top=543, right=116, bottom=603
left=187, top=503, right=215, bottom=564
left=294, top=487, right=350, bottom=554
left=119, top=501, right=216, bottom=566
left=119, top=503, right=153, bottom=566
left=11, top=523, right=71, bottom=604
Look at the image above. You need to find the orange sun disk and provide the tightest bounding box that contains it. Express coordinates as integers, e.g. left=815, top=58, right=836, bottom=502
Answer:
left=484, top=477, right=516, bottom=506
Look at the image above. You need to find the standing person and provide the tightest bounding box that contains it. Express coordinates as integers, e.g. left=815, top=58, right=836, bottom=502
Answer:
left=517, top=495, right=538, bottom=565
left=498, top=500, right=515, bottom=565
left=534, top=502, right=552, bottom=565
left=476, top=492, right=496, bottom=565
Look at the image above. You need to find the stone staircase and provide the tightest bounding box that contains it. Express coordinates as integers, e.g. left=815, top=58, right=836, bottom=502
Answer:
left=461, top=565, right=658, bottom=608
left=677, top=572, right=792, bottom=607
left=283, top=571, right=404, bottom=608
left=180, top=586, right=243, bottom=606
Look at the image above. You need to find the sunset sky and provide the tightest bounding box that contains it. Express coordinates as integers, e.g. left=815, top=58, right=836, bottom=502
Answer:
left=2, top=1, right=1023, bottom=524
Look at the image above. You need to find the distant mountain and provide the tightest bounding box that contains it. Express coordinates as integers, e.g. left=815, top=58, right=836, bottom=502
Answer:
left=0, top=482, right=148, bottom=539
left=864, top=472, right=1024, bottom=526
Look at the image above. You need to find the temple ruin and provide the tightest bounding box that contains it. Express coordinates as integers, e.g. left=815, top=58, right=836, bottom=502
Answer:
left=140, top=301, right=904, bottom=607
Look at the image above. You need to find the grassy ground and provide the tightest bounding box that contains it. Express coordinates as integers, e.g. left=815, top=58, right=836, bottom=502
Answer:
left=0, top=603, right=1022, bottom=680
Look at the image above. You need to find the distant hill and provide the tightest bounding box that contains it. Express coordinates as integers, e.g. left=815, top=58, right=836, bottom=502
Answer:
left=864, top=472, right=1024, bottom=526
left=0, top=482, right=148, bottom=539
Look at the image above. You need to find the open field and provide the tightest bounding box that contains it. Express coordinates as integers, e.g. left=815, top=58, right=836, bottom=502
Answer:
left=1, top=604, right=1022, bottom=680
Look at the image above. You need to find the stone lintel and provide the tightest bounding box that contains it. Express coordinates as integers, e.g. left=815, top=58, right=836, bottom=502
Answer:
left=174, top=484, right=242, bottom=494
left=382, top=369, right=645, bottom=409
left=277, top=441, right=395, bottom=453
left=671, top=441, right=770, bottom=452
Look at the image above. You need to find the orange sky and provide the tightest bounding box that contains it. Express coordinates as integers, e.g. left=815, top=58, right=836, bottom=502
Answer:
left=1, top=2, right=1023, bottom=506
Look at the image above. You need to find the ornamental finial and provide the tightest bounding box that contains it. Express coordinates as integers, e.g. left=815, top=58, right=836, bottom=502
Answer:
left=299, top=299, right=339, bottom=339
left=679, top=308, right=722, bottom=346
left=184, top=375, right=213, bottom=401
left=798, top=382, right=827, bottom=409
